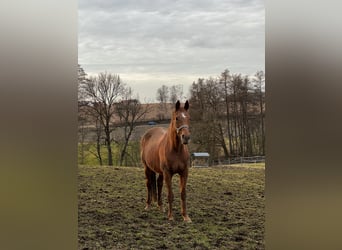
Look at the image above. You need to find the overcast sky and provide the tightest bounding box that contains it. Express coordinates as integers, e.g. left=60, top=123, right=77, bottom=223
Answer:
left=78, top=0, right=264, bottom=102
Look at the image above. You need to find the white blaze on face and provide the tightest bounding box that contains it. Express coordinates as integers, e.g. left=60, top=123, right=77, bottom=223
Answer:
left=181, top=112, right=186, bottom=119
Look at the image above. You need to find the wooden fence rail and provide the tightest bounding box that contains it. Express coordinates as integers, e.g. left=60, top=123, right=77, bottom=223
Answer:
left=213, top=156, right=265, bottom=166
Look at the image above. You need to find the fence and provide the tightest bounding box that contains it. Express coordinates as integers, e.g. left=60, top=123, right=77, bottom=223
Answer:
left=213, top=156, right=265, bottom=166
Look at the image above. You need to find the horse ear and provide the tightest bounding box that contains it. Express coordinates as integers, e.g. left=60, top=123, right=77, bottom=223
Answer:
left=175, top=100, right=180, bottom=110
left=184, top=100, right=189, bottom=111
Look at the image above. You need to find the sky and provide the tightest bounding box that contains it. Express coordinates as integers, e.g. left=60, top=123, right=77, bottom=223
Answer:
left=78, top=0, right=264, bottom=102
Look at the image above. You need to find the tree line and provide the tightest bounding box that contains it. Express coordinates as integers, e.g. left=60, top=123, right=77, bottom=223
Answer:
left=187, top=69, right=265, bottom=162
left=78, top=65, right=265, bottom=166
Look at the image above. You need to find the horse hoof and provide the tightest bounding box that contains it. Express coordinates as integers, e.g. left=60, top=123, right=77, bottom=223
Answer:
left=168, top=216, right=174, bottom=221
left=145, top=205, right=150, bottom=211
left=183, top=216, right=192, bottom=223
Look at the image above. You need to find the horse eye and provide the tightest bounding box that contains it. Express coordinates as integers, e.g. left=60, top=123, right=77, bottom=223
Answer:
left=176, top=117, right=179, bottom=121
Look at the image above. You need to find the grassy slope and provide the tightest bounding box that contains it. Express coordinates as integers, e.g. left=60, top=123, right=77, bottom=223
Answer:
left=78, top=164, right=265, bottom=249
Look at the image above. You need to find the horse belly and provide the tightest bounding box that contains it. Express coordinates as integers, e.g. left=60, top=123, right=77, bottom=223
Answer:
left=141, top=127, right=166, bottom=174
left=143, top=145, right=162, bottom=174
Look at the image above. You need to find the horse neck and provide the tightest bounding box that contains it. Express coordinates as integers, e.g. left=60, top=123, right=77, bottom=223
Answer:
left=167, top=121, right=182, bottom=151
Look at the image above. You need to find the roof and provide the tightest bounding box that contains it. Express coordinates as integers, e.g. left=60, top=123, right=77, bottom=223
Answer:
left=191, top=152, right=210, bottom=157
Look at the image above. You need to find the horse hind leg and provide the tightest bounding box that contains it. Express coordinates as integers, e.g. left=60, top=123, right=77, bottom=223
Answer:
left=157, top=174, right=165, bottom=212
left=144, top=165, right=157, bottom=210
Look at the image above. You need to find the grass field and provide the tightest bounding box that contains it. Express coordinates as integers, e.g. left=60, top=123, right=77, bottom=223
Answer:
left=78, top=164, right=265, bottom=249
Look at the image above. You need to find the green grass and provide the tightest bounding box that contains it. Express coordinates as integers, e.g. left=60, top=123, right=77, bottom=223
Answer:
left=78, top=164, right=265, bottom=249
left=78, top=142, right=141, bottom=166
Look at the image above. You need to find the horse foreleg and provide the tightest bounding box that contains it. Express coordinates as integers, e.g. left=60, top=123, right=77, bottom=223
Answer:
left=180, top=171, right=191, bottom=222
left=164, top=172, right=174, bottom=220
left=157, top=174, right=165, bottom=212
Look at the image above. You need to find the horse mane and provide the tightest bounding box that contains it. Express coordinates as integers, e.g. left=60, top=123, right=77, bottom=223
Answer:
left=167, top=109, right=183, bottom=151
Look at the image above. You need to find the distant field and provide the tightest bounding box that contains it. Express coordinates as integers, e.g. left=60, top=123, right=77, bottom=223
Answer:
left=78, top=164, right=265, bottom=249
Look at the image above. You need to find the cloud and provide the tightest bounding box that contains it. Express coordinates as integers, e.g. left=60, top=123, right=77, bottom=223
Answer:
left=78, top=0, right=264, bottom=101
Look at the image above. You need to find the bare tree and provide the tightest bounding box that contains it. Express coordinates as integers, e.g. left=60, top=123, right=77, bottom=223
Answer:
left=169, top=84, right=184, bottom=104
left=205, top=77, right=229, bottom=158
left=116, top=87, right=151, bottom=166
left=84, top=72, right=124, bottom=166
left=253, top=70, right=265, bottom=155
left=220, top=69, right=234, bottom=155
left=78, top=64, right=89, bottom=165
left=189, top=77, right=228, bottom=161
left=239, top=76, right=252, bottom=156
left=156, top=85, right=169, bottom=104
left=89, top=116, right=104, bottom=165
left=78, top=114, right=87, bottom=165
left=78, top=64, right=88, bottom=103
left=78, top=65, right=105, bottom=165
left=156, top=85, right=169, bottom=120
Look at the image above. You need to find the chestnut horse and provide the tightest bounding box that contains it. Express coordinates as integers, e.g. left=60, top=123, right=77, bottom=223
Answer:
left=140, top=100, right=191, bottom=222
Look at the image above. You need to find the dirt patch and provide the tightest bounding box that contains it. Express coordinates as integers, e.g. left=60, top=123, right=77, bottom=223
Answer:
left=78, top=165, right=265, bottom=249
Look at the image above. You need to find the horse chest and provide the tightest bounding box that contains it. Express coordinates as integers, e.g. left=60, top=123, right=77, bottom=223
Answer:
left=162, top=151, right=188, bottom=173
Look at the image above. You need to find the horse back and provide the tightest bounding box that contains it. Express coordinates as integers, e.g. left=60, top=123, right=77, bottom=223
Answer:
left=141, top=127, right=166, bottom=174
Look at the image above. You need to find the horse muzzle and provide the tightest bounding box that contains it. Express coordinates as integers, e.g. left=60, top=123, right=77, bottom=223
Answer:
left=181, top=134, right=190, bottom=144
left=176, top=125, right=190, bottom=144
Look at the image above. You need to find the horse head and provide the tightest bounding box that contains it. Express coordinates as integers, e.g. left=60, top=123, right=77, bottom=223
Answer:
left=173, top=100, right=191, bottom=145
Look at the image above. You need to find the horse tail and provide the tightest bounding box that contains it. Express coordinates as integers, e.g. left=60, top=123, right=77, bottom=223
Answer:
left=150, top=172, right=157, bottom=202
